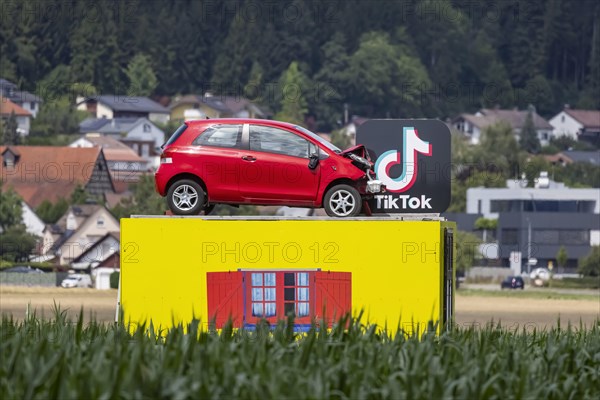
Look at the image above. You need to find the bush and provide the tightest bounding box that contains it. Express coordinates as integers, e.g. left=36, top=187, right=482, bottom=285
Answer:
left=578, top=246, right=599, bottom=277
left=549, top=277, right=599, bottom=289
left=109, top=271, right=120, bottom=289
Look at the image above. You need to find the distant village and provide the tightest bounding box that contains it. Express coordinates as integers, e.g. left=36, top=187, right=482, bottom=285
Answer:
left=1, top=77, right=599, bottom=281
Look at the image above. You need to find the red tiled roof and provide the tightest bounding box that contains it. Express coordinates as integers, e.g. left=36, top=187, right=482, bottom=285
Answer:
left=564, top=109, right=600, bottom=129
left=0, top=146, right=102, bottom=207
left=0, top=97, right=32, bottom=117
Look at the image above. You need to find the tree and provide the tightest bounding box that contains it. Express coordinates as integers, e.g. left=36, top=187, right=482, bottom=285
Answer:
left=474, top=218, right=498, bottom=242
left=1, top=111, right=20, bottom=145
left=125, top=53, right=158, bottom=97
left=274, top=62, right=309, bottom=125
left=36, top=198, right=69, bottom=224
left=0, top=181, right=22, bottom=231
left=0, top=225, right=38, bottom=262
left=578, top=246, right=599, bottom=277
left=111, top=175, right=166, bottom=219
left=556, top=246, right=568, bottom=269
left=455, top=230, right=482, bottom=275
left=519, top=105, right=541, bottom=154
left=479, top=122, right=520, bottom=181
left=329, top=129, right=351, bottom=150
left=70, top=185, right=89, bottom=205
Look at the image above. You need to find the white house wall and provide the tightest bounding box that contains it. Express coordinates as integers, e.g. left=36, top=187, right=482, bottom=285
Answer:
left=126, top=121, right=165, bottom=149
left=21, top=202, right=45, bottom=237
left=58, top=208, right=119, bottom=265
left=148, top=112, right=169, bottom=124
left=549, top=111, right=581, bottom=140
left=96, top=103, right=114, bottom=119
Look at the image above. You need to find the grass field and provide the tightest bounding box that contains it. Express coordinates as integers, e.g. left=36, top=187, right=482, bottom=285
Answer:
left=1, top=312, right=599, bottom=399
left=1, top=286, right=599, bottom=399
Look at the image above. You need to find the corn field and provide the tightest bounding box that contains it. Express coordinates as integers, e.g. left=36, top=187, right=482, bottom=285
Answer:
left=1, top=311, right=599, bottom=399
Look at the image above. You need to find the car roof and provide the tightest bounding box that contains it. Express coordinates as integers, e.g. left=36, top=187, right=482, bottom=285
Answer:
left=184, top=118, right=300, bottom=131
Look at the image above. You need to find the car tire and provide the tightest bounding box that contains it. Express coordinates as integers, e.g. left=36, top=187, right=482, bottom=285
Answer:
left=323, top=184, right=362, bottom=217
left=167, top=179, right=205, bottom=215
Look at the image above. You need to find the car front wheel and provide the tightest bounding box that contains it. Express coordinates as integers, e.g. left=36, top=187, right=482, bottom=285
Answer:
left=167, top=179, right=205, bottom=215
left=323, top=184, right=362, bottom=217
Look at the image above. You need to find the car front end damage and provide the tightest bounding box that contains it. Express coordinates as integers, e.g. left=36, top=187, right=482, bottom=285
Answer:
left=341, top=146, right=385, bottom=195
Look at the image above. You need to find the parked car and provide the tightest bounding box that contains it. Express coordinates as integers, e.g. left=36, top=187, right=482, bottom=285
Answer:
left=529, top=267, right=550, bottom=281
left=155, top=119, right=385, bottom=217
left=500, top=276, right=525, bottom=290
left=2, top=265, right=44, bottom=273
left=60, top=274, right=92, bottom=288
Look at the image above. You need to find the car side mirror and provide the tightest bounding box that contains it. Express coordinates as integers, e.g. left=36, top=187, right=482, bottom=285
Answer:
left=308, top=153, right=319, bottom=170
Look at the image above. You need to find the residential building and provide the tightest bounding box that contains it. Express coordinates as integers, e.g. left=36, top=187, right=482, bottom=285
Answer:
left=543, top=150, right=600, bottom=167
left=0, top=97, right=32, bottom=136
left=338, top=115, right=368, bottom=146
left=0, top=146, right=115, bottom=208
left=452, top=107, right=553, bottom=145
left=76, top=95, right=170, bottom=124
left=41, top=205, right=119, bottom=266
left=0, top=78, right=43, bottom=118
left=549, top=107, right=600, bottom=145
left=445, top=174, right=600, bottom=271
left=71, top=231, right=119, bottom=271
left=78, top=117, right=165, bottom=169
left=70, top=134, right=147, bottom=181
left=169, top=93, right=268, bottom=122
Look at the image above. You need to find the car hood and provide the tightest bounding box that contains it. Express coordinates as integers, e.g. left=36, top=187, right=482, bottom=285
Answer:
left=340, top=144, right=369, bottom=159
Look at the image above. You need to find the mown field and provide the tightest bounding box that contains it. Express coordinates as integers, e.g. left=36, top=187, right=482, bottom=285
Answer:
left=1, top=312, right=599, bottom=399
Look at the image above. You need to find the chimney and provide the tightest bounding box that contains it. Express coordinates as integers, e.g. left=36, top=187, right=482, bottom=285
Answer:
left=564, top=104, right=570, bottom=109
left=66, top=211, right=77, bottom=231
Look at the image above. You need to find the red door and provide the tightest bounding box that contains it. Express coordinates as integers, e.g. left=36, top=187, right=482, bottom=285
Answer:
left=314, top=271, right=352, bottom=326
left=238, top=125, right=320, bottom=204
left=206, top=271, right=244, bottom=328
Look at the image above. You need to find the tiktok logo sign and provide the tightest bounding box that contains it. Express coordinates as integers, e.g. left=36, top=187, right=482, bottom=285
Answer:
left=375, top=127, right=432, bottom=192
left=357, top=120, right=451, bottom=214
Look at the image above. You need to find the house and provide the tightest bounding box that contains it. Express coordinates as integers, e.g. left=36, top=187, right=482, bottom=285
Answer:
left=69, top=134, right=147, bottom=186
left=0, top=97, right=32, bottom=136
left=543, top=150, right=600, bottom=167
left=0, top=145, right=115, bottom=208
left=78, top=117, right=165, bottom=168
left=0, top=200, right=45, bottom=238
left=71, top=231, right=119, bottom=271
left=41, top=205, right=119, bottom=266
left=452, top=107, right=553, bottom=145
left=0, top=78, right=43, bottom=118
left=338, top=115, right=369, bottom=145
left=169, top=93, right=268, bottom=122
left=76, top=95, right=170, bottom=124
left=549, top=107, right=600, bottom=145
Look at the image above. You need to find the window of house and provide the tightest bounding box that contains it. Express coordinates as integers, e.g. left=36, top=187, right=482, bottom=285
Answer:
left=251, top=272, right=276, bottom=317
left=561, top=115, right=565, bottom=122
left=192, top=124, right=242, bottom=148
left=143, top=123, right=151, bottom=132
left=283, top=272, right=310, bottom=317
left=96, top=216, right=105, bottom=227
left=249, top=125, right=310, bottom=158
left=559, top=230, right=589, bottom=245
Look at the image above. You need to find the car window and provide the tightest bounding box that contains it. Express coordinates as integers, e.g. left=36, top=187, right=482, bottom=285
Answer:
left=250, top=125, right=310, bottom=158
left=193, top=124, right=242, bottom=148
left=163, top=123, right=187, bottom=147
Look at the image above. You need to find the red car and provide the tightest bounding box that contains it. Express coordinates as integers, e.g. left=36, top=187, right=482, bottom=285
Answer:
left=155, top=119, right=385, bottom=217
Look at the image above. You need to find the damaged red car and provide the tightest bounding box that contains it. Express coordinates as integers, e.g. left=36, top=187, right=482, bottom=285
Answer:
left=155, top=119, right=385, bottom=217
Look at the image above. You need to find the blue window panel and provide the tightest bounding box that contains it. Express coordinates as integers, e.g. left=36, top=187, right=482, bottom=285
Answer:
left=264, top=273, right=276, bottom=286
left=251, top=273, right=262, bottom=286
left=252, top=288, right=263, bottom=301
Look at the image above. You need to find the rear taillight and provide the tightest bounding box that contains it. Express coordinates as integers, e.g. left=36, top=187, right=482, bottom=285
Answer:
left=160, top=151, right=173, bottom=164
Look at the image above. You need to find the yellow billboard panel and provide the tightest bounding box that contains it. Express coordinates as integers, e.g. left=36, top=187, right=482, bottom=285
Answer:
left=120, top=217, right=455, bottom=333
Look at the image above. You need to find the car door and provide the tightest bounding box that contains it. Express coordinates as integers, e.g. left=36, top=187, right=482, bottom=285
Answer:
left=238, top=124, right=320, bottom=204
left=190, top=124, right=243, bottom=202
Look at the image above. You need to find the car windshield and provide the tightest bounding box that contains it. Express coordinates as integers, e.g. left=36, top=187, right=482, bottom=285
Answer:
left=294, top=125, right=341, bottom=153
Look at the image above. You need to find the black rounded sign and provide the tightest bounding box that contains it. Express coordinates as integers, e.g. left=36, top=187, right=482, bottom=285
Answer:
left=357, top=119, right=451, bottom=214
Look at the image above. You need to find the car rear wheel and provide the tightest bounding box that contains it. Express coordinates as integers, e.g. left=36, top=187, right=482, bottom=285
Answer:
left=167, top=179, right=205, bottom=215
left=323, top=184, right=362, bottom=217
